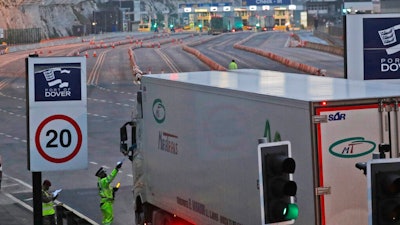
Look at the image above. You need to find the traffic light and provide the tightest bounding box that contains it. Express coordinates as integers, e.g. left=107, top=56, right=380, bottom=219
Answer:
left=368, top=158, right=400, bottom=225
left=258, top=141, right=298, bottom=224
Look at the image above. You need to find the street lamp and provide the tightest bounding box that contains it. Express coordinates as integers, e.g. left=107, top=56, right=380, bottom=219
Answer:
left=92, top=11, right=97, bottom=34
left=92, top=22, right=97, bottom=34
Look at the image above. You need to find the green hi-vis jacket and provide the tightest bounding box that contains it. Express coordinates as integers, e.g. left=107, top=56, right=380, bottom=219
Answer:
left=97, top=168, right=118, bottom=204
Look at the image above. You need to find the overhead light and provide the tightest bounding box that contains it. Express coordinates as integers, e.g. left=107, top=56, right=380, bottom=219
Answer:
left=249, top=5, right=257, bottom=11
left=195, top=8, right=208, bottom=12
left=210, top=7, right=218, bottom=12
left=262, top=5, right=270, bottom=10
left=184, top=7, right=191, bottom=13
left=223, top=6, right=231, bottom=11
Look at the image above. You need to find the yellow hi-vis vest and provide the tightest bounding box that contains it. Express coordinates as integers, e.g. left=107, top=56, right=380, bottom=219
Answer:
left=228, top=62, right=238, bottom=70
left=42, top=190, right=55, bottom=216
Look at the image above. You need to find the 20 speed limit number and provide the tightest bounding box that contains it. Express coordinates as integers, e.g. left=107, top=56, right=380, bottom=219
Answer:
left=35, top=114, right=82, bottom=163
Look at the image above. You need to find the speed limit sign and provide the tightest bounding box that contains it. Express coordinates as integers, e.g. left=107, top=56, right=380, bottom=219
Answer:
left=27, top=57, right=87, bottom=171
left=35, top=114, right=82, bottom=164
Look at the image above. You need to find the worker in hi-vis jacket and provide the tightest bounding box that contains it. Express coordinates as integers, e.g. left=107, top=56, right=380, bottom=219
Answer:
left=96, top=160, right=123, bottom=225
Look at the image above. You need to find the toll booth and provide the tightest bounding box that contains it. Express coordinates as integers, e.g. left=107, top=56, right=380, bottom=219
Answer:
left=177, top=0, right=298, bottom=32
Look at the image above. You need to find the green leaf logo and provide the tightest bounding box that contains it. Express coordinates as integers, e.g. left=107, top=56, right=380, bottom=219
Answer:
left=152, top=99, right=166, bottom=124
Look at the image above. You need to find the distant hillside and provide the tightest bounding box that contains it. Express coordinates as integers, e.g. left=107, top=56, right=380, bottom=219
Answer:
left=0, top=0, right=243, bottom=39
left=0, top=0, right=99, bottom=38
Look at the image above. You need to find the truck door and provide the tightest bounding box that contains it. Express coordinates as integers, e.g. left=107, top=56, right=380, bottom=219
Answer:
left=314, top=100, right=400, bottom=225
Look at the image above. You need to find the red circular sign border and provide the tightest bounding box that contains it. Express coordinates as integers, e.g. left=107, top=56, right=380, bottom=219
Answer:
left=35, top=114, right=82, bottom=163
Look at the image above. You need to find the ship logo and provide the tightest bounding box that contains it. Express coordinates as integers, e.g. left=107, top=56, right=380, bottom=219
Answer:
left=378, top=25, right=400, bottom=55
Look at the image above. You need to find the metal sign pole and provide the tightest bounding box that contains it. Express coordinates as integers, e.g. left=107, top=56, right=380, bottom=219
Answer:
left=26, top=54, right=42, bottom=225
left=33, top=172, right=42, bottom=225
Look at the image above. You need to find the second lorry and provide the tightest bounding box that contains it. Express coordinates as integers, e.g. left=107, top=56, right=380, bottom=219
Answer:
left=120, top=69, right=400, bottom=225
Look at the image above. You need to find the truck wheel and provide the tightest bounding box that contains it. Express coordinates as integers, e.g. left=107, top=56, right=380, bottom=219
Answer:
left=135, top=211, right=144, bottom=225
left=135, top=199, right=146, bottom=225
left=152, top=210, right=172, bottom=225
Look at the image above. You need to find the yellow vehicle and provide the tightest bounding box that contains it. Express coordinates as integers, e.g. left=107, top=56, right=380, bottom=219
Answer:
left=0, top=42, right=7, bottom=54
left=138, top=23, right=151, bottom=32
left=273, top=8, right=291, bottom=31
left=138, top=14, right=152, bottom=32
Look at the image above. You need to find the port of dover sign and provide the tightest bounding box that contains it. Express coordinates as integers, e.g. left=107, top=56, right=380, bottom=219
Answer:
left=27, top=57, right=87, bottom=171
left=346, top=14, right=400, bottom=80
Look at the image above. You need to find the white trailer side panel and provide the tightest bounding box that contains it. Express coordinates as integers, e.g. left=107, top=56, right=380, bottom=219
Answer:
left=140, top=74, right=316, bottom=224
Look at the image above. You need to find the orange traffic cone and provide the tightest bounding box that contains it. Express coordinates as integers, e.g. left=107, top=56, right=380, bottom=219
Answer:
left=93, top=51, right=97, bottom=57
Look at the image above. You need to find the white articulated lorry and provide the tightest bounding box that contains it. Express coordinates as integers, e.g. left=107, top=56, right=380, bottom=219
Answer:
left=119, top=69, right=400, bottom=225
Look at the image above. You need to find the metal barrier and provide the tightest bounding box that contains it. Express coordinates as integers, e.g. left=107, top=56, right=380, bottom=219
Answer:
left=314, top=28, right=343, bottom=47
left=56, top=204, right=97, bottom=225
left=0, top=28, right=43, bottom=45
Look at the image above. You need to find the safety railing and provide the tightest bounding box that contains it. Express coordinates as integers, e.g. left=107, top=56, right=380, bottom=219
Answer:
left=56, top=204, right=98, bottom=225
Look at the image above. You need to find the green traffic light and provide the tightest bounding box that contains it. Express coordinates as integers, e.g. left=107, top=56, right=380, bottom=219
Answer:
left=284, top=203, right=299, bottom=220
left=262, top=143, right=297, bottom=223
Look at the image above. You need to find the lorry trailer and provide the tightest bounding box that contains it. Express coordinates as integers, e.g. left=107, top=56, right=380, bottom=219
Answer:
left=120, top=69, right=400, bottom=225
